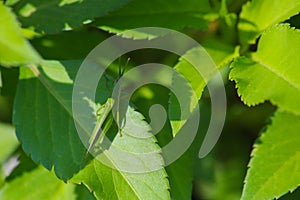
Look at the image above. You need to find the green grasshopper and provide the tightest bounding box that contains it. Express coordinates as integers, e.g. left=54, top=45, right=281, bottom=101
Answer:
left=85, top=98, right=114, bottom=156
left=85, top=58, right=130, bottom=157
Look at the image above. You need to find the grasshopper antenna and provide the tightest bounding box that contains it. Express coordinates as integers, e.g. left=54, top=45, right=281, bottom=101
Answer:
left=122, top=57, right=130, bottom=77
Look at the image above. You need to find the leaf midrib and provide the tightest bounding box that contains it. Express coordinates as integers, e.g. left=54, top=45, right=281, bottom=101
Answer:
left=252, top=57, right=300, bottom=92
left=28, top=65, right=73, bottom=117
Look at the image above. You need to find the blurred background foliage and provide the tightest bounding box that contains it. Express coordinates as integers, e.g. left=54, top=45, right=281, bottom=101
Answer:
left=1, top=0, right=300, bottom=199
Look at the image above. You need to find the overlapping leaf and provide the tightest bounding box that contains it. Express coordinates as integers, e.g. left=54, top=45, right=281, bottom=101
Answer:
left=0, top=166, right=76, bottom=200
left=169, top=40, right=239, bottom=136
left=0, top=4, right=40, bottom=67
left=241, top=110, right=300, bottom=200
left=73, top=158, right=170, bottom=200
left=31, top=29, right=108, bottom=60
left=13, top=0, right=131, bottom=33
left=239, top=0, right=300, bottom=44
left=72, top=107, right=170, bottom=200
left=13, top=60, right=170, bottom=199
left=231, top=23, right=300, bottom=199
left=13, top=61, right=87, bottom=180
left=230, top=24, right=300, bottom=115
left=166, top=41, right=239, bottom=199
left=93, top=0, right=216, bottom=39
left=165, top=147, right=194, bottom=200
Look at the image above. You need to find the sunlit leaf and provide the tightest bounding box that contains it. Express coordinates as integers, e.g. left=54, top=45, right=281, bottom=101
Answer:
left=241, top=110, right=300, bottom=200
left=0, top=4, right=40, bottom=67
left=0, top=166, right=76, bottom=200
left=0, top=123, right=19, bottom=164
left=72, top=108, right=170, bottom=200
left=239, top=0, right=300, bottom=44
left=230, top=24, right=300, bottom=115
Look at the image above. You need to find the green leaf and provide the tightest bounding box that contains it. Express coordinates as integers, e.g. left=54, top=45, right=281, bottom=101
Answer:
left=239, top=0, right=300, bottom=44
left=31, top=29, right=108, bottom=60
left=0, top=4, right=40, bottom=67
left=202, top=39, right=240, bottom=70
left=159, top=133, right=191, bottom=200
left=230, top=24, right=300, bottom=115
left=166, top=149, right=193, bottom=200
left=93, top=0, right=217, bottom=39
left=13, top=61, right=87, bottom=181
left=13, top=0, right=131, bottom=33
left=0, top=123, right=19, bottom=164
left=5, top=0, right=21, bottom=6
left=0, top=70, right=2, bottom=89
left=5, top=149, right=38, bottom=181
left=218, top=0, right=238, bottom=45
left=0, top=67, right=19, bottom=96
left=241, top=110, right=300, bottom=200
left=0, top=166, right=76, bottom=200
left=72, top=107, right=170, bottom=200
left=169, top=41, right=239, bottom=136
left=74, top=184, right=96, bottom=200
left=165, top=42, right=238, bottom=199
left=13, top=59, right=169, bottom=200
left=166, top=101, right=216, bottom=200
left=73, top=159, right=170, bottom=200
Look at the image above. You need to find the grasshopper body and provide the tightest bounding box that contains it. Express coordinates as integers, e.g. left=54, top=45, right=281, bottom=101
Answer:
left=86, top=98, right=114, bottom=157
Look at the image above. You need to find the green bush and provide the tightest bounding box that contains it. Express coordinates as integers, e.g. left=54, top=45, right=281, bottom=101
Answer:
left=0, top=0, right=300, bottom=199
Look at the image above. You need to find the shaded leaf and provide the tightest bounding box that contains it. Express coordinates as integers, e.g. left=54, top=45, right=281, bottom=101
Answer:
left=93, top=0, right=216, bottom=39
left=169, top=41, right=239, bottom=136
left=13, top=0, right=131, bottom=33
left=165, top=41, right=238, bottom=199
left=0, top=67, right=19, bottom=96
left=166, top=148, right=193, bottom=200
left=218, top=0, right=238, bottom=45
left=74, top=184, right=96, bottom=200
left=31, top=29, right=108, bottom=60
left=13, top=60, right=170, bottom=200
left=13, top=61, right=87, bottom=181
left=6, top=148, right=38, bottom=181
